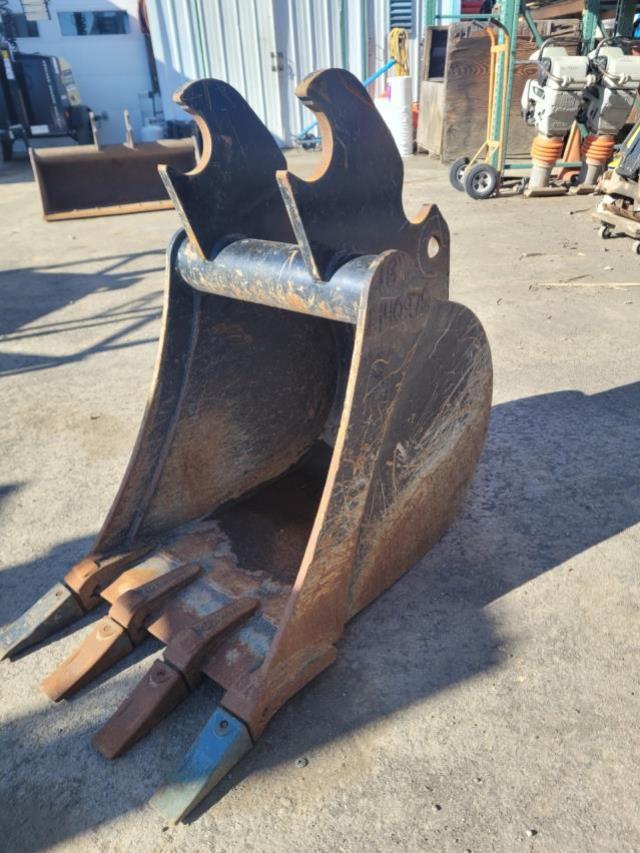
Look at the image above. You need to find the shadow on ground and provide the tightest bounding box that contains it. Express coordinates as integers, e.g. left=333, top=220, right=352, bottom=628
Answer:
left=0, top=158, right=34, bottom=185
left=0, top=380, right=638, bottom=850
left=0, top=252, right=164, bottom=376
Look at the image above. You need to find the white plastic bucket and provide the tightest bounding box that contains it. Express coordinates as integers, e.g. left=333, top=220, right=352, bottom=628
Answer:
left=375, top=76, right=413, bottom=157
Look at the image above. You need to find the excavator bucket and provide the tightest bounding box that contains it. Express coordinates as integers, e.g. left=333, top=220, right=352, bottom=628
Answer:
left=29, top=112, right=196, bottom=220
left=1, top=70, right=493, bottom=822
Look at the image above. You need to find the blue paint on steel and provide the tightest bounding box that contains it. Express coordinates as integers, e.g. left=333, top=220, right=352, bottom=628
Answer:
left=390, top=0, right=414, bottom=32
left=150, top=706, right=253, bottom=823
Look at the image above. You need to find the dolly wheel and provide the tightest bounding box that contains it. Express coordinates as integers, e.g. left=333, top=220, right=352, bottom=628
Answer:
left=464, top=163, right=498, bottom=200
left=632, top=240, right=640, bottom=255
left=598, top=224, right=614, bottom=239
left=449, top=157, right=469, bottom=192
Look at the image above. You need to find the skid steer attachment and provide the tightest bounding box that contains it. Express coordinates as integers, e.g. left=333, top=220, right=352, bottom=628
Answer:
left=1, top=70, right=493, bottom=822
left=29, top=112, right=196, bottom=221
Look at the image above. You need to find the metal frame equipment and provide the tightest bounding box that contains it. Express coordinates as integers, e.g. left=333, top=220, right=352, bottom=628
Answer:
left=426, top=0, right=640, bottom=198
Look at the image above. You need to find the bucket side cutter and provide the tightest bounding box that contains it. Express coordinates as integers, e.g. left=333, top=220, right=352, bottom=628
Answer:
left=1, top=69, right=492, bottom=822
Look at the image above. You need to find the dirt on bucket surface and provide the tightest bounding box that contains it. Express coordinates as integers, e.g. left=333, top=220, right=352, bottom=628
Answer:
left=0, top=150, right=639, bottom=853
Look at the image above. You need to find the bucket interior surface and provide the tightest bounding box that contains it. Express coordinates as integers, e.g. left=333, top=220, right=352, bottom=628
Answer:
left=95, top=301, right=356, bottom=688
left=213, top=440, right=334, bottom=586
left=31, top=143, right=195, bottom=213
left=131, top=292, right=355, bottom=588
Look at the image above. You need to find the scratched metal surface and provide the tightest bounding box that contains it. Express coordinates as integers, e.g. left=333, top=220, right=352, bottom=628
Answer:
left=93, top=244, right=341, bottom=554
left=176, top=237, right=362, bottom=323
left=221, top=244, right=492, bottom=735
left=0, top=70, right=493, bottom=813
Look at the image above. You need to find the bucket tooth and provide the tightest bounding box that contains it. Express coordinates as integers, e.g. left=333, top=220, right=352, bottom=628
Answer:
left=41, top=562, right=203, bottom=701
left=92, top=597, right=259, bottom=758
left=163, top=597, right=259, bottom=689
left=41, top=616, right=133, bottom=702
left=0, top=583, right=84, bottom=661
left=107, top=561, right=202, bottom=644
left=92, top=659, right=188, bottom=759
left=0, top=546, right=153, bottom=662
left=150, top=707, right=253, bottom=824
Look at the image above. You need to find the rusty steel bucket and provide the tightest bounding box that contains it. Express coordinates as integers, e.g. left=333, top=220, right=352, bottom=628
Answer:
left=29, top=130, right=196, bottom=220
left=1, top=70, right=492, bottom=823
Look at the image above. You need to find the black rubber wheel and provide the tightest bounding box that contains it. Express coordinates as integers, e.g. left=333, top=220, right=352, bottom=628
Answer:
left=598, top=224, right=613, bottom=239
left=464, top=162, right=498, bottom=200
left=631, top=240, right=640, bottom=255
left=449, top=157, right=469, bottom=192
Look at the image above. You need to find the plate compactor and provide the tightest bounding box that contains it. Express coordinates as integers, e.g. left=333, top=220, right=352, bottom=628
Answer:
left=520, top=41, right=592, bottom=195
left=0, top=69, right=493, bottom=822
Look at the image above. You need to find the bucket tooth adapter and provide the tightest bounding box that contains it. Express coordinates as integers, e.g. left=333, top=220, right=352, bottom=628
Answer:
left=0, top=69, right=492, bottom=822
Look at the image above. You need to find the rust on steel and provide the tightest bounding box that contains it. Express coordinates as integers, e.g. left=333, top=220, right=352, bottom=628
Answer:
left=0, top=68, right=492, bottom=821
left=41, top=563, right=202, bottom=701
left=30, top=138, right=196, bottom=221
left=64, top=546, right=153, bottom=610
left=92, top=597, right=259, bottom=759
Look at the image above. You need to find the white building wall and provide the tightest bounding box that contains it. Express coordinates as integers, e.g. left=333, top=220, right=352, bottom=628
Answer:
left=8, top=0, right=152, bottom=143
left=145, top=0, right=287, bottom=140
left=146, top=0, right=436, bottom=147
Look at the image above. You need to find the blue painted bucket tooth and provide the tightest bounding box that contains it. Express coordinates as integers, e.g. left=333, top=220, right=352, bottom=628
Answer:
left=150, top=707, right=253, bottom=824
